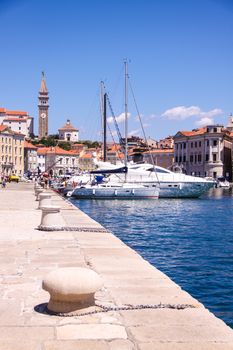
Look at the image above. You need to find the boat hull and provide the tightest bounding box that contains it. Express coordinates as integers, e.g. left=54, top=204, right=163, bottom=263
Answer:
left=158, top=181, right=214, bottom=198
left=71, top=186, right=159, bottom=199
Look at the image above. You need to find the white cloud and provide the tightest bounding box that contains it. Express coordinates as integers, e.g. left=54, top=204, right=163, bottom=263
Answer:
left=200, top=108, right=222, bottom=118
left=161, top=106, right=223, bottom=125
left=161, top=106, right=202, bottom=120
left=195, top=117, right=214, bottom=127
left=107, top=112, right=130, bottom=124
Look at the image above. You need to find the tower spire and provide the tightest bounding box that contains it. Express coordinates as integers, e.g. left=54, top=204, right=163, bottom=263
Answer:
left=40, top=71, right=48, bottom=93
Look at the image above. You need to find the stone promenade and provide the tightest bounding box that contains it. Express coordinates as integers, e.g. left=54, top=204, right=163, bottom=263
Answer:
left=0, top=182, right=233, bottom=349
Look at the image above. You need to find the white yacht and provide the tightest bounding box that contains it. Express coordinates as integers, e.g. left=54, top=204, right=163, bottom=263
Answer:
left=92, top=161, right=215, bottom=198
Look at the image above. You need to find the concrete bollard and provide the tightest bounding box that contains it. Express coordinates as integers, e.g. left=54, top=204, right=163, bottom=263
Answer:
left=38, top=192, right=52, bottom=209
left=38, top=205, right=66, bottom=231
left=35, top=188, right=44, bottom=201
left=42, top=267, right=103, bottom=313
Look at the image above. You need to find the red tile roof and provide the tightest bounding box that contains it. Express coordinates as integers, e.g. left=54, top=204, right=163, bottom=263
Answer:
left=37, top=146, right=79, bottom=156
left=6, top=110, right=28, bottom=116
left=0, top=125, right=8, bottom=132
left=178, top=128, right=206, bottom=136
left=37, top=147, right=50, bottom=155
left=4, top=117, right=27, bottom=122
left=24, top=140, right=37, bottom=149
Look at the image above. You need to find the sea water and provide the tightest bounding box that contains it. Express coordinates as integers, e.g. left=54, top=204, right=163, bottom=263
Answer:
left=70, top=187, right=233, bottom=328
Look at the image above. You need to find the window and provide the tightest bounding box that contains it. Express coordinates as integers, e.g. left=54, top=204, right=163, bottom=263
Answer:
left=175, top=156, right=178, bottom=162
left=205, top=154, right=209, bottom=161
left=213, top=154, right=217, bottom=162
left=195, top=142, right=197, bottom=147
left=190, top=155, right=193, bottom=162
left=214, top=128, right=217, bottom=132
left=183, top=155, right=186, bottom=162
left=213, top=171, right=217, bottom=178
left=191, top=142, right=193, bottom=148
left=198, top=154, right=202, bottom=162
left=213, top=140, right=217, bottom=146
left=207, top=140, right=209, bottom=146
left=199, top=141, right=201, bottom=147
left=194, top=154, right=197, bottom=163
left=184, top=143, right=186, bottom=149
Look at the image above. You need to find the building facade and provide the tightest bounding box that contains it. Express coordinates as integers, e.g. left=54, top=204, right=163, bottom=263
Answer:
left=38, top=72, right=49, bottom=139
left=37, top=146, right=79, bottom=176
left=0, top=108, right=33, bottom=138
left=173, top=125, right=233, bottom=180
left=24, top=141, right=38, bottom=175
left=143, top=148, right=174, bottom=169
left=58, top=119, right=79, bottom=142
left=0, top=125, right=24, bottom=176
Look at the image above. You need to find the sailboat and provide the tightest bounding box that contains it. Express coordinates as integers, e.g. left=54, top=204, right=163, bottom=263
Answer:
left=71, top=62, right=159, bottom=199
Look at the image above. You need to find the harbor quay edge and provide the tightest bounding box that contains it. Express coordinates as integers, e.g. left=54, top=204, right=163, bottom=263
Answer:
left=0, top=182, right=233, bottom=350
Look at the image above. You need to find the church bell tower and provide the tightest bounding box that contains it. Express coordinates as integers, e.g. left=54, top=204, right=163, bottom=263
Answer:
left=38, top=72, right=49, bottom=139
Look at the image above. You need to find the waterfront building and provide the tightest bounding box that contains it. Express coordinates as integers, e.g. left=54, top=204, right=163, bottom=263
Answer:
left=157, top=136, right=174, bottom=149
left=78, top=151, right=96, bottom=171
left=143, top=148, right=174, bottom=169
left=24, top=141, right=38, bottom=175
left=58, top=119, right=79, bottom=142
left=37, top=146, right=79, bottom=176
left=38, top=72, right=49, bottom=139
left=37, top=147, right=47, bottom=173
left=0, top=107, right=33, bottom=138
left=0, top=125, right=24, bottom=176
left=173, top=125, right=233, bottom=180
left=146, top=137, right=158, bottom=149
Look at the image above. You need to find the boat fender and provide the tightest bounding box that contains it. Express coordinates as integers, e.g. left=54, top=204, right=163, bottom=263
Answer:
left=114, top=190, right=117, bottom=196
left=92, top=189, right=96, bottom=195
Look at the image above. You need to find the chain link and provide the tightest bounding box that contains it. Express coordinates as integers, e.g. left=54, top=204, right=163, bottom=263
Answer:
left=42, top=302, right=196, bottom=317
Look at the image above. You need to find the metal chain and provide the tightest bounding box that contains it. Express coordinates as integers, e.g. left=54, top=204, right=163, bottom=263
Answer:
left=43, top=302, right=196, bottom=317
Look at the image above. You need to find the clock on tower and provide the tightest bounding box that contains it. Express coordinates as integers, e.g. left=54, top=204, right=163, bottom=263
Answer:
left=38, top=71, right=49, bottom=139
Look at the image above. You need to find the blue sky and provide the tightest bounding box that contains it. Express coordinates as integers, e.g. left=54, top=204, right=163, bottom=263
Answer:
left=0, top=0, right=233, bottom=141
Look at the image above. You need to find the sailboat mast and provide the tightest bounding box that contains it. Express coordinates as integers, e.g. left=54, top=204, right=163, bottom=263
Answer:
left=124, top=60, right=128, bottom=175
left=100, top=81, right=107, bottom=162
left=103, top=92, right=107, bottom=162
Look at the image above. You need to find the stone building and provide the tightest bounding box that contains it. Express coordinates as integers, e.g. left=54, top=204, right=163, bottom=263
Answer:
left=58, top=119, right=79, bottom=142
left=24, top=141, right=38, bottom=175
left=78, top=152, right=95, bottom=171
left=173, top=125, right=233, bottom=180
left=0, top=108, right=33, bottom=138
left=37, top=146, right=79, bottom=176
left=143, top=148, right=174, bottom=169
left=0, top=125, right=24, bottom=176
left=38, top=72, right=49, bottom=139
